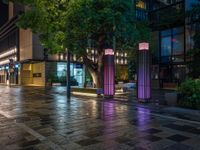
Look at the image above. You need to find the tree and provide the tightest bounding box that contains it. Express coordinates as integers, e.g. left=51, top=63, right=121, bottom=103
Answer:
left=9, top=0, right=151, bottom=88
left=64, top=0, right=152, bottom=88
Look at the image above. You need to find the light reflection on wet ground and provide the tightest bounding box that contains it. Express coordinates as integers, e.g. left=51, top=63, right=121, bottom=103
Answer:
left=0, top=86, right=199, bottom=150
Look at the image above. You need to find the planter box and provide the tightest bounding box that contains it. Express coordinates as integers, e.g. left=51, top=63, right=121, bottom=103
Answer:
left=165, top=92, right=178, bottom=106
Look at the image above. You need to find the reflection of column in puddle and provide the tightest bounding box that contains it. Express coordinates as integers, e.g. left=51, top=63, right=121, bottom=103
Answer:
left=136, top=107, right=151, bottom=129
left=51, top=89, right=69, bottom=129
left=91, top=101, right=98, bottom=118
left=101, top=102, right=118, bottom=147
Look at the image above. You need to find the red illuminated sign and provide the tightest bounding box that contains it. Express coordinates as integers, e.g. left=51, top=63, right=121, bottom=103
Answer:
left=105, top=49, right=114, bottom=55
left=139, top=42, right=149, bottom=51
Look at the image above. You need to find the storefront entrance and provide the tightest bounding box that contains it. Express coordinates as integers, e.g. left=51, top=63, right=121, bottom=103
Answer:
left=159, top=64, right=186, bottom=88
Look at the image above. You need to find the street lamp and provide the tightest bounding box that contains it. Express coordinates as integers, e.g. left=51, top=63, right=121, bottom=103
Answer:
left=9, top=59, right=14, bottom=86
left=66, top=48, right=71, bottom=99
left=137, top=42, right=151, bottom=102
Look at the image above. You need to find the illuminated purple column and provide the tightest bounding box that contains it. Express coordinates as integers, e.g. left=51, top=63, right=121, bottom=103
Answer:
left=137, top=42, right=151, bottom=102
left=104, top=49, right=115, bottom=97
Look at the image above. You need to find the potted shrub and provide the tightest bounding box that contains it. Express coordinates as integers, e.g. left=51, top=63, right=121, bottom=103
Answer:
left=178, top=79, right=200, bottom=109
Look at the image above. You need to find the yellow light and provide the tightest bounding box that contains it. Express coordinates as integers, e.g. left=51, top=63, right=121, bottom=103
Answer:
left=0, top=47, right=17, bottom=59
left=136, top=0, right=146, bottom=9
left=72, top=92, right=98, bottom=97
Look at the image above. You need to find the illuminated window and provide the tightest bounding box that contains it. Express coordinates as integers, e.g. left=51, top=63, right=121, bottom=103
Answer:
left=121, top=59, right=124, bottom=64
left=136, top=0, right=146, bottom=9
left=116, top=59, right=119, bottom=64
left=73, top=55, right=77, bottom=61
left=125, top=59, right=127, bottom=64
left=60, top=54, right=64, bottom=60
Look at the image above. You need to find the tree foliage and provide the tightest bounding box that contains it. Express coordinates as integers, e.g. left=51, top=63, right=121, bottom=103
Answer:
left=9, top=0, right=152, bottom=87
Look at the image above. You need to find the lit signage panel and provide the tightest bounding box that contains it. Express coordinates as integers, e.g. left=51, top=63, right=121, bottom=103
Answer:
left=139, top=42, right=149, bottom=51
left=105, top=49, right=114, bottom=55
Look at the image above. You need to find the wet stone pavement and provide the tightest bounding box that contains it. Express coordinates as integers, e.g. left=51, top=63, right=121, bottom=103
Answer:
left=0, top=86, right=200, bottom=150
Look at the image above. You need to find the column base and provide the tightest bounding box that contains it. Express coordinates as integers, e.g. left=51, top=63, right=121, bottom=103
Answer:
left=104, top=95, right=114, bottom=99
left=138, top=98, right=150, bottom=103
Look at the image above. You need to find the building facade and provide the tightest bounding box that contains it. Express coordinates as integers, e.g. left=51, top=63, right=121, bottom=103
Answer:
left=0, top=1, right=86, bottom=86
left=136, top=0, right=199, bottom=89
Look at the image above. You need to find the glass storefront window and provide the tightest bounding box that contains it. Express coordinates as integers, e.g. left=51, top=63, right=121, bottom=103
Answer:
left=161, top=29, right=171, bottom=36
left=57, top=62, right=84, bottom=87
left=160, top=27, right=184, bottom=61
left=172, top=55, right=184, bottom=62
left=185, top=25, right=195, bottom=52
left=173, top=27, right=183, bottom=34
left=172, top=34, right=184, bottom=55
left=172, top=65, right=186, bottom=82
left=161, top=36, right=171, bottom=56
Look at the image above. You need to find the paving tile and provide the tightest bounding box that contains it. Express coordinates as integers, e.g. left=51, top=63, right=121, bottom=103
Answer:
left=141, top=128, right=162, bottom=134
left=0, top=86, right=200, bottom=150
left=167, top=134, right=190, bottom=142
left=163, top=143, right=193, bottom=150
left=115, top=136, right=132, bottom=143
left=141, top=135, right=162, bottom=142
left=76, top=139, right=100, bottom=146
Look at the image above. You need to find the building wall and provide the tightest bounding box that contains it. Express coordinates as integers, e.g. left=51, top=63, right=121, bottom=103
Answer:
left=19, top=29, right=33, bottom=61
left=20, top=64, right=32, bottom=85
left=32, top=62, right=45, bottom=86
left=8, top=2, right=13, bottom=20
left=32, top=34, right=44, bottom=60
left=0, top=1, right=8, bottom=27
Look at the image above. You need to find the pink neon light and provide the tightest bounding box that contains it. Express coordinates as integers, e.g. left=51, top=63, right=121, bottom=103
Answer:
left=139, top=42, right=149, bottom=51
left=104, top=55, right=115, bottom=96
left=105, top=49, right=114, bottom=55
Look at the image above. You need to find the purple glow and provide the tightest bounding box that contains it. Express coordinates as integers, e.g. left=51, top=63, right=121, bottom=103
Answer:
left=104, top=50, right=115, bottom=96
left=137, top=49, right=151, bottom=100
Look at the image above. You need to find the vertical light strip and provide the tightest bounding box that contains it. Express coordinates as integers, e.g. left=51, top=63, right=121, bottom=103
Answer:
left=138, top=43, right=151, bottom=101
left=104, top=49, right=115, bottom=96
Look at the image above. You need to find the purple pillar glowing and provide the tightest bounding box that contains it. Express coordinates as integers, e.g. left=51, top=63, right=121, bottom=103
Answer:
left=104, top=49, right=115, bottom=97
left=137, top=42, right=151, bottom=101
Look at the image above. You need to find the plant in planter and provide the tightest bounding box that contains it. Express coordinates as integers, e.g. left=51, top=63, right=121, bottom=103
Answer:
left=59, top=76, right=78, bottom=86
left=178, top=78, right=200, bottom=109
left=47, top=74, right=60, bottom=85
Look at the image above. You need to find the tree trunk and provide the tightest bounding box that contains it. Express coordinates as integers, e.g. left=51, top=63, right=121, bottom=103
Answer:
left=83, top=52, right=104, bottom=89
left=83, top=35, right=105, bottom=88
left=94, top=52, right=104, bottom=88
